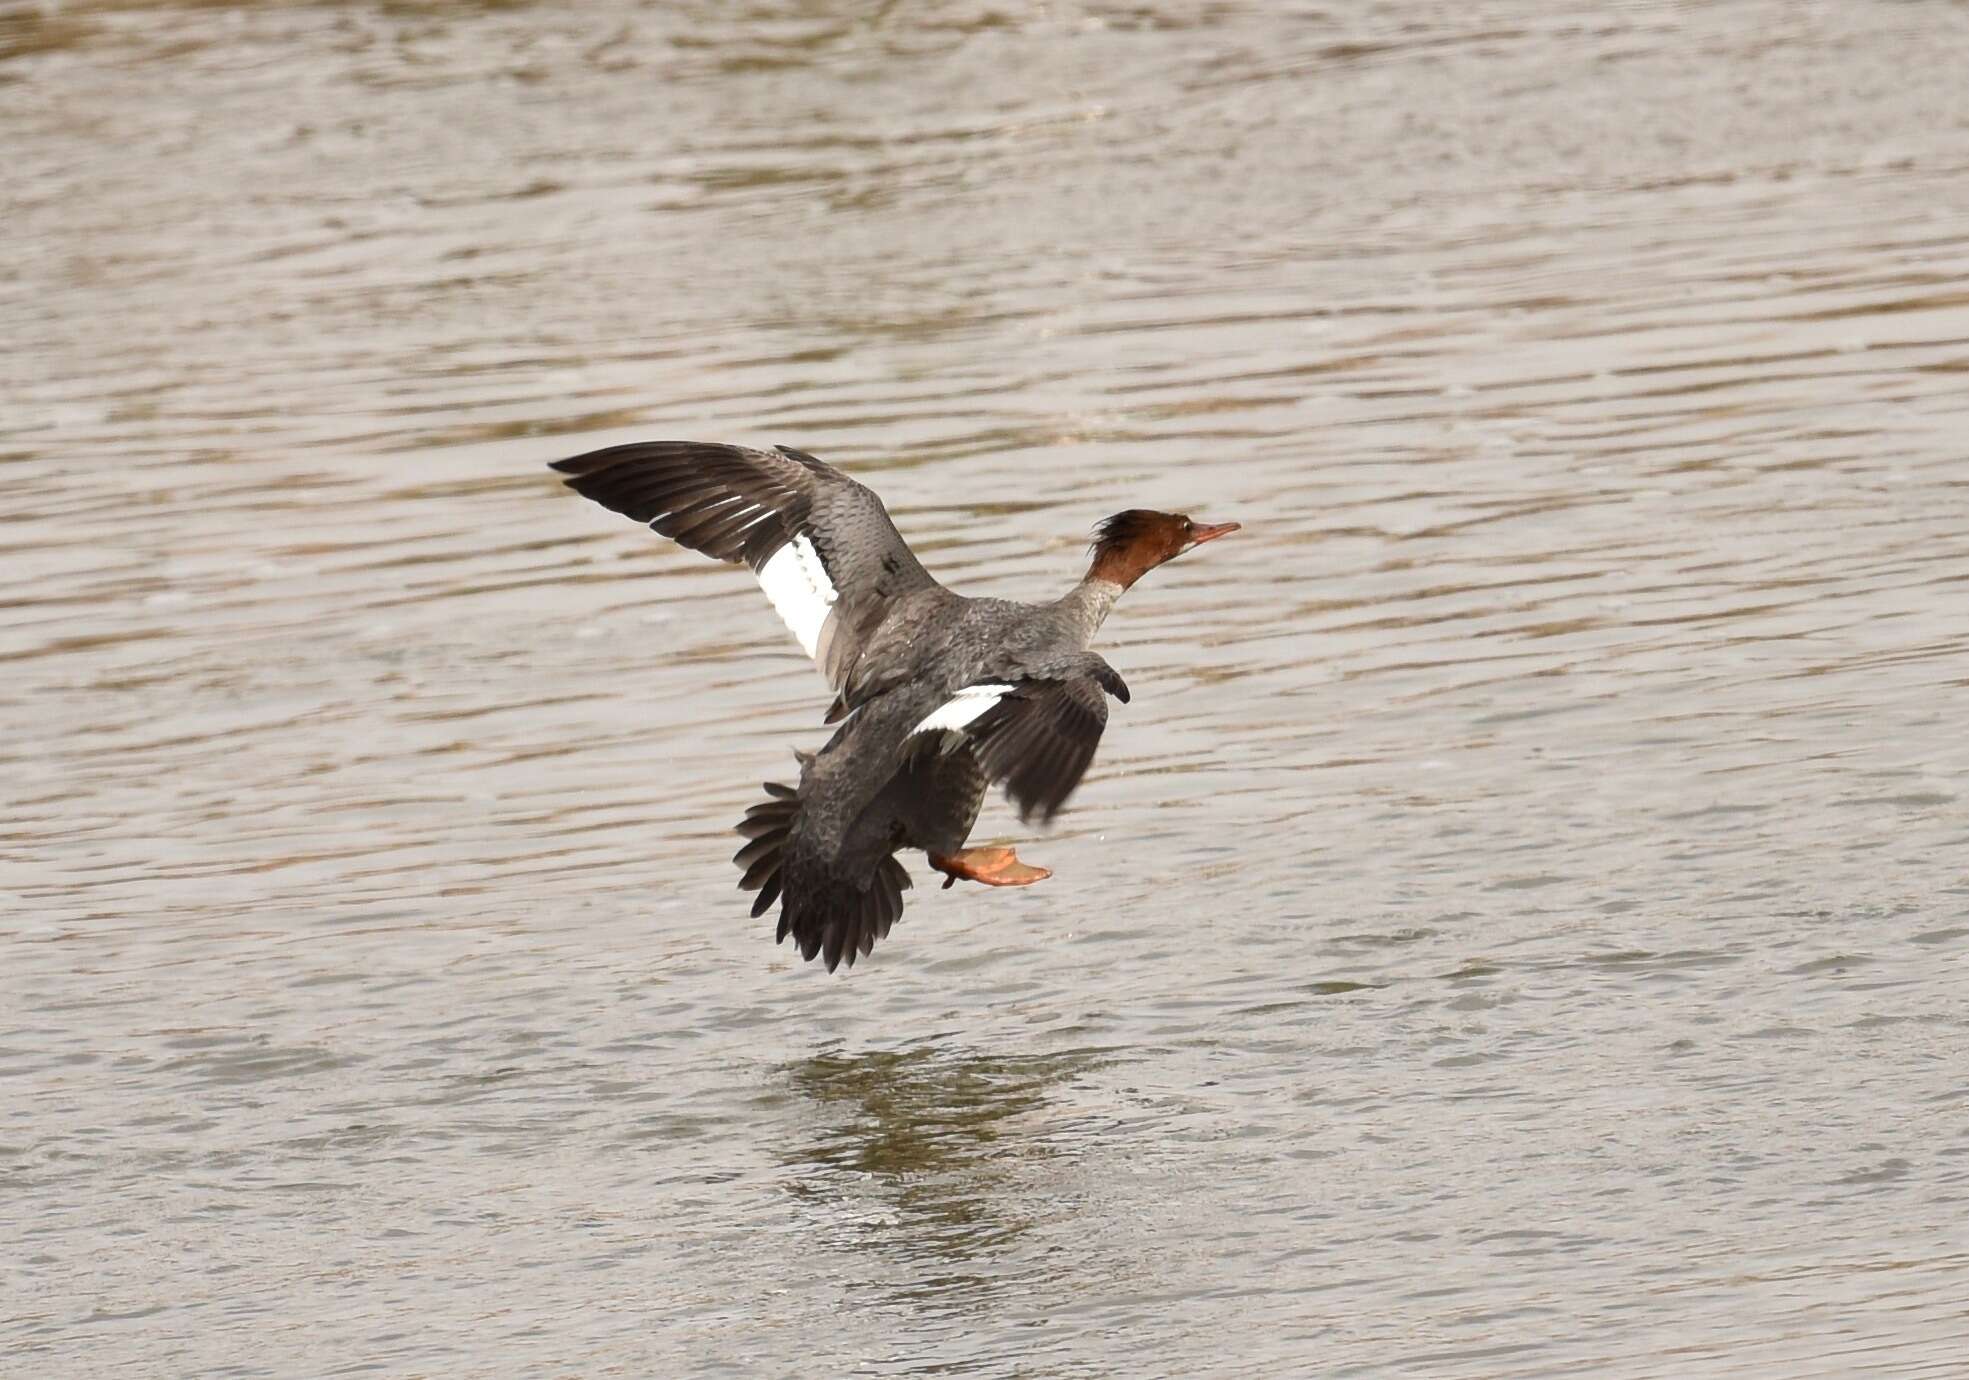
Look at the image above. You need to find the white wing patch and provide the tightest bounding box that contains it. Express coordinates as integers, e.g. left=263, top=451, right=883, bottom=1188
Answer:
left=757, top=533, right=837, bottom=659
left=911, top=683, right=1016, bottom=739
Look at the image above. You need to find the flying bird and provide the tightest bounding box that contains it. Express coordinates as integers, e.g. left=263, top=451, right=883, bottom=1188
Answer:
left=550, top=442, right=1237, bottom=971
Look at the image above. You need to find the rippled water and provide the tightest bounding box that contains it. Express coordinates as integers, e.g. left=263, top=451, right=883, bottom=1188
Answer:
left=8, top=2, right=1969, bottom=1374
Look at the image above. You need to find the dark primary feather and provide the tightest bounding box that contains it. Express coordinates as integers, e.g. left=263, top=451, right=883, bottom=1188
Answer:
left=550, top=441, right=942, bottom=690
left=551, top=441, right=927, bottom=580
left=968, top=672, right=1126, bottom=824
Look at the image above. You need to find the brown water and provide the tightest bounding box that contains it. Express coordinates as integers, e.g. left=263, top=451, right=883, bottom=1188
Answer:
left=8, top=2, right=1969, bottom=1375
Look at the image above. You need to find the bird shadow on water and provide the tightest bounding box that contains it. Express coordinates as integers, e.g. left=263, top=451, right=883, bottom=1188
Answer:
left=775, top=1040, right=1122, bottom=1311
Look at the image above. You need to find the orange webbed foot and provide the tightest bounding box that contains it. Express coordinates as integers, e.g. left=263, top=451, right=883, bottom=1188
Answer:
left=929, top=846, right=1051, bottom=890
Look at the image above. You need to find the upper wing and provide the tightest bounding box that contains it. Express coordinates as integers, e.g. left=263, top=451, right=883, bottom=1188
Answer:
left=908, top=663, right=1130, bottom=824
left=550, top=441, right=940, bottom=688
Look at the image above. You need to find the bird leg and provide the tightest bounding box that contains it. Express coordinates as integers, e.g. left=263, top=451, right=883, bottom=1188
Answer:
left=928, top=846, right=1051, bottom=890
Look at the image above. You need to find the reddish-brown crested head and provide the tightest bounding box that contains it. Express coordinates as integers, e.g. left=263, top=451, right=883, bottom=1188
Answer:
left=1088, top=509, right=1240, bottom=588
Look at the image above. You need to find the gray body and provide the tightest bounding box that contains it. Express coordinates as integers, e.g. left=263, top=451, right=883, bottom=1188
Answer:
left=794, top=584, right=1122, bottom=874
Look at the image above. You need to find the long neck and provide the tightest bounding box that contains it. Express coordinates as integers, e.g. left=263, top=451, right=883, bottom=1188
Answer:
left=1054, top=574, right=1124, bottom=645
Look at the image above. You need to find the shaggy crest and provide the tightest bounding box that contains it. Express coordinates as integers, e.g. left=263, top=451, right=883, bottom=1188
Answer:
left=1089, top=509, right=1192, bottom=587
left=1090, top=508, right=1173, bottom=555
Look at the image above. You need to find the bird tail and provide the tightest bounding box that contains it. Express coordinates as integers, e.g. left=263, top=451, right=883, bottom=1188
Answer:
left=733, top=781, right=912, bottom=972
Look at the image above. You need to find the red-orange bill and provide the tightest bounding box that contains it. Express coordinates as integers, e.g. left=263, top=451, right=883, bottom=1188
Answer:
left=1190, top=521, right=1240, bottom=545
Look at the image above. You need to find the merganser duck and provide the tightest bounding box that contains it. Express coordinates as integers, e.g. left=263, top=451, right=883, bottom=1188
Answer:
left=550, top=441, right=1237, bottom=971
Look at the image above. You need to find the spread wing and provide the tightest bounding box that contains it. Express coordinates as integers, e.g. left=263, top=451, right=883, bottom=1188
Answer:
left=907, top=664, right=1130, bottom=825
left=550, top=441, right=940, bottom=689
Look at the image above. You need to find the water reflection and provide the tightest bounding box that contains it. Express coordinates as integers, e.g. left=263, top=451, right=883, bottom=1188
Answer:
left=778, top=1042, right=1115, bottom=1301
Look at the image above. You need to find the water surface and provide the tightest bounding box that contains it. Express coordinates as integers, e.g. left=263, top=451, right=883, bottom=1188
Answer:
left=6, top=2, right=1969, bottom=1375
